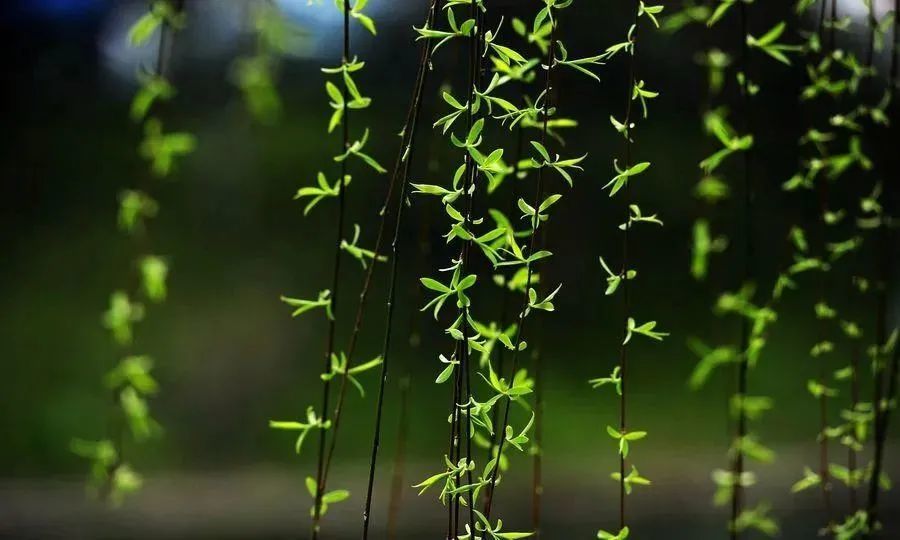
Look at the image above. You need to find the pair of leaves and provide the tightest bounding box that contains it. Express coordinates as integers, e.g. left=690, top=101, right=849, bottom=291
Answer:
left=479, top=361, right=532, bottom=400
left=606, top=426, right=647, bottom=458
left=127, top=1, right=185, bottom=47
left=280, top=289, right=333, bottom=319
left=105, top=355, right=159, bottom=396
left=103, top=291, right=145, bottom=346
left=140, top=256, right=168, bottom=302
left=460, top=508, right=534, bottom=539
left=556, top=40, right=606, bottom=84
left=294, top=173, right=352, bottom=215
left=691, top=219, right=728, bottom=280
left=611, top=465, right=651, bottom=494
left=747, top=22, right=799, bottom=66
left=269, top=406, right=332, bottom=454
left=589, top=366, right=622, bottom=395
left=118, top=190, right=159, bottom=234
left=525, top=284, right=562, bottom=316
left=119, top=386, right=161, bottom=442
left=604, top=160, right=650, bottom=197
left=320, top=352, right=383, bottom=397
left=341, top=224, right=387, bottom=269
left=700, top=110, right=753, bottom=173
left=599, top=256, right=636, bottom=296
left=130, top=72, right=175, bottom=121
left=530, top=141, right=586, bottom=188
left=632, top=80, right=659, bottom=118
left=420, top=267, right=478, bottom=320
left=334, top=128, right=387, bottom=173
left=597, top=527, right=630, bottom=540
left=324, top=71, right=372, bottom=132
left=70, top=439, right=143, bottom=506
left=139, top=118, right=196, bottom=177
left=624, top=317, right=669, bottom=345
left=304, top=476, right=349, bottom=518
left=332, top=0, right=377, bottom=35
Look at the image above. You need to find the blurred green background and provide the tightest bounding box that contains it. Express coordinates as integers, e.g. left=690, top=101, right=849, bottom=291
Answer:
left=2, top=0, right=899, bottom=538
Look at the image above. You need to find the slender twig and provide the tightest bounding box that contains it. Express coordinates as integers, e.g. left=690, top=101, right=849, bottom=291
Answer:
left=866, top=330, right=899, bottom=535
left=849, top=342, right=860, bottom=510
left=311, top=1, right=351, bottom=537
left=484, top=18, right=558, bottom=522
left=813, top=150, right=834, bottom=529
left=483, top=89, right=526, bottom=510
left=386, top=377, right=411, bottom=540
left=812, top=1, right=844, bottom=527
left=359, top=2, right=439, bottom=537
left=530, top=217, right=552, bottom=537
left=730, top=1, right=756, bottom=537
left=845, top=0, right=885, bottom=514
left=616, top=2, right=640, bottom=530
left=532, top=338, right=544, bottom=537
left=446, top=366, right=462, bottom=540
left=453, top=1, right=483, bottom=535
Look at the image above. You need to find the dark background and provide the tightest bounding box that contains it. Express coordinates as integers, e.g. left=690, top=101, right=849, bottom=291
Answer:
left=1, top=0, right=899, bottom=538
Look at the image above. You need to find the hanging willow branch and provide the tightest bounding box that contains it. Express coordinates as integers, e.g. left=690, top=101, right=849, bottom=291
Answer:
left=593, top=2, right=667, bottom=539
left=266, top=1, right=385, bottom=538
left=71, top=0, right=193, bottom=507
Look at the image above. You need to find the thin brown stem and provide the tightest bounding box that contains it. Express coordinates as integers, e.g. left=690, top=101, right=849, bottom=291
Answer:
left=311, top=1, right=351, bottom=537
left=532, top=343, right=544, bottom=537
left=386, top=378, right=411, bottom=540
left=730, top=1, right=756, bottom=537
left=453, top=2, right=484, bottom=536
left=359, top=2, right=439, bottom=538
left=617, top=1, right=640, bottom=528
left=866, top=328, right=899, bottom=536
left=848, top=342, right=860, bottom=511
left=483, top=94, right=525, bottom=510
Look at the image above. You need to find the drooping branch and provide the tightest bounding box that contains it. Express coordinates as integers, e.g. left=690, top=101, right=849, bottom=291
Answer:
left=730, top=1, right=756, bottom=537
left=310, top=0, right=353, bottom=537
left=483, top=15, right=558, bottom=523
left=359, top=1, right=440, bottom=538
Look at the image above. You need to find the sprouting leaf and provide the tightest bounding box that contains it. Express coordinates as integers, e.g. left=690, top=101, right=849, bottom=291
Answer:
left=334, top=129, right=387, bottom=173
left=604, top=160, right=650, bottom=197
left=589, top=366, right=622, bottom=395
left=624, top=318, right=669, bottom=344
left=139, top=118, right=196, bottom=177
left=340, top=224, right=387, bottom=269
left=118, top=190, right=158, bottom=234
left=280, top=290, right=333, bottom=320
left=127, top=1, right=185, bottom=48
left=269, top=406, right=332, bottom=455
left=130, top=73, right=175, bottom=121
left=611, top=465, right=651, bottom=495
left=105, top=355, right=159, bottom=395
left=294, top=173, right=352, bottom=216
left=606, top=425, right=647, bottom=458
left=597, top=526, right=630, bottom=540
left=119, top=386, right=160, bottom=441
left=139, top=256, right=168, bottom=302
left=102, top=291, right=145, bottom=346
